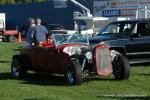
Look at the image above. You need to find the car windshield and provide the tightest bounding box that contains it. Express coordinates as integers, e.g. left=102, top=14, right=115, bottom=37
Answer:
left=100, top=22, right=136, bottom=35
left=52, top=34, right=89, bottom=47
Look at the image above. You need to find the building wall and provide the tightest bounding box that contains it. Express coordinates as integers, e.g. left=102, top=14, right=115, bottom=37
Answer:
left=0, top=0, right=93, bottom=31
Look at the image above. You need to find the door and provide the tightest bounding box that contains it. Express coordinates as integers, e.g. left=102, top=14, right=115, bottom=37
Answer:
left=125, top=22, right=150, bottom=63
left=37, top=46, right=59, bottom=72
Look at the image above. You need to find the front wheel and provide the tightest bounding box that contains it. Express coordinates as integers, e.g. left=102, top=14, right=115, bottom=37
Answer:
left=2, top=37, right=8, bottom=42
left=11, top=57, right=27, bottom=78
left=65, top=58, right=83, bottom=85
left=112, top=54, right=130, bottom=80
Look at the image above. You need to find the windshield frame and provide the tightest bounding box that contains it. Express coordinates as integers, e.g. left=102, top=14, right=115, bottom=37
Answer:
left=52, top=34, right=89, bottom=47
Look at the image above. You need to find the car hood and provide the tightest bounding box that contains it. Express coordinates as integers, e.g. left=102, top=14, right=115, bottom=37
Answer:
left=89, top=33, right=125, bottom=45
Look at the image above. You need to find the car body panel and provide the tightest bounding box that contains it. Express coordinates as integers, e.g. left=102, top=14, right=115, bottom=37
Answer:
left=20, top=45, right=70, bottom=74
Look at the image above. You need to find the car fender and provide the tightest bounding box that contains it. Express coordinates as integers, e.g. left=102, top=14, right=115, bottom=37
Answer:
left=110, top=46, right=127, bottom=56
left=13, top=54, right=31, bottom=67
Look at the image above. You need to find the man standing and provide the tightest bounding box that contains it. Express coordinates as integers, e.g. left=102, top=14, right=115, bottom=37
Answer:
left=27, top=18, right=36, bottom=46
left=31, top=18, right=48, bottom=46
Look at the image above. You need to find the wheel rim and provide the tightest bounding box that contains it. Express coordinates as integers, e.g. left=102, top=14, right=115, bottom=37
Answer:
left=12, top=60, right=20, bottom=77
left=67, top=68, right=75, bottom=85
left=9, top=36, right=16, bottom=42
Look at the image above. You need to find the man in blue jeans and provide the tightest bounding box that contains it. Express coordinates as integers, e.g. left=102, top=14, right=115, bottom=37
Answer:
left=31, top=18, right=48, bottom=46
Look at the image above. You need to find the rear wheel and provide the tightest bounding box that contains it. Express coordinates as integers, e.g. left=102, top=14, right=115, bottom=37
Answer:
left=65, top=58, right=83, bottom=85
left=9, top=35, right=16, bottom=42
left=11, top=57, right=27, bottom=78
left=112, top=54, right=130, bottom=80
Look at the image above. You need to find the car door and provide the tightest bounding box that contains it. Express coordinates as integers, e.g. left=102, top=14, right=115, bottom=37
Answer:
left=37, top=46, right=59, bottom=72
left=21, top=46, right=38, bottom=68
left=125, top=22, right=150, bottom=63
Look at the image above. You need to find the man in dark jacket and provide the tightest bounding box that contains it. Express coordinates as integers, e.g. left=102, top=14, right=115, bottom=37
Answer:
left=31, top=18, right=48, bottom=46
left=27, top=18, right=36, bottom=46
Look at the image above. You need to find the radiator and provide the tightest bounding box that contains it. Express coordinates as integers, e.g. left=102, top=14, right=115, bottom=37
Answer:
left=95, top=47, right=112, bottom=76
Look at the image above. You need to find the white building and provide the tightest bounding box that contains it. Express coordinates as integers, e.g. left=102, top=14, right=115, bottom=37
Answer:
left=94, top=0, right=150, bottom=21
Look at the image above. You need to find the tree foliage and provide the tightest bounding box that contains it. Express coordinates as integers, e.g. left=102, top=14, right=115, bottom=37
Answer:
left=0, top=0, right=49, bottom=4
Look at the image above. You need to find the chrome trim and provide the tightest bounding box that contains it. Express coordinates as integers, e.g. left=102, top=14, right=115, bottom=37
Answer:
left=130, top=59, right=150, bottom=64
left=127, top=52, right=150, bottom=55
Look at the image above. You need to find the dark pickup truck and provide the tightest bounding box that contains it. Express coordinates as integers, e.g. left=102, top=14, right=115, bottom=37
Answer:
left=89, top=19, right=150, bottom=64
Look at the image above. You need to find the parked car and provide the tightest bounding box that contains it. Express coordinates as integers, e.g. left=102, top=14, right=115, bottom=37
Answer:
left=89, top=19, right=150, bottom=64
left=11, top=34, right=130, bottom=85
left=46, top=24, right=67, bottom=34
left=48, top=24, right=64, bottom=30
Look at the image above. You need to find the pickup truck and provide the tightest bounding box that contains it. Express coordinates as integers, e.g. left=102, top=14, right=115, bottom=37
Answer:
left=89, top=19, right=150, bottom=64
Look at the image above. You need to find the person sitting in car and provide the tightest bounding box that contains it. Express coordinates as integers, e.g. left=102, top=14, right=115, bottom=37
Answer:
left=47, top=34, right=54, bottom=43
left=42, top=34, right=54, bottom=47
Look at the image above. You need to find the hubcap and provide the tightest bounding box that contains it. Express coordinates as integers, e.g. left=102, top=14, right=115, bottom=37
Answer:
left=9, top=36, right=15, bottom=42
left=67, top=70, right=74, bottom=84
left=12, top=60, right=20, bottom=77
left=12, top=67, right=19, bottom=77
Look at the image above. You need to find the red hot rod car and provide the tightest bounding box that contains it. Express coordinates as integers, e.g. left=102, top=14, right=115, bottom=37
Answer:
left=11, top=34, right=130, bottom=85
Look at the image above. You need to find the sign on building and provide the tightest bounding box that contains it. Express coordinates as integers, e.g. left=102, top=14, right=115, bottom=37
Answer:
left=94, top=0, right=150, bottom=19
left=54, top=0, right=67, bottom=8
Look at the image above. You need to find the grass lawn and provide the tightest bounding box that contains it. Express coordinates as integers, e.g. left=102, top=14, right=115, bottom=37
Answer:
left=0, top=42, right=150, bottom=100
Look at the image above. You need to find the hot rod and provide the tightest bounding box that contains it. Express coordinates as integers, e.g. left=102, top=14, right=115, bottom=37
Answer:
left=11, top=34, right=130, bottom=85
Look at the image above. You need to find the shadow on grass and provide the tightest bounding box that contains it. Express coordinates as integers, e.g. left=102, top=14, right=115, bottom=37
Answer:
left=97, top=95, right=150, bottom=100
left=132, top=73, right=150, bottom=76
left=84, top=76, right=117, bottom=83
left=0, top=72, right=119, bottom=86
left=0, top=72, right=68, bottom=86
left=13, top=48, right=21, bottom=51
left=22, top=74, right=117, bottom=86
left=0, top=61, right=11, bottom=63
left=0, top=61, right=12, bottom=63
left=131, top=63, right=150, bottom=67
left=0, top=72, right=14, bottom=80
left=22, top=73, right=67, bottom=86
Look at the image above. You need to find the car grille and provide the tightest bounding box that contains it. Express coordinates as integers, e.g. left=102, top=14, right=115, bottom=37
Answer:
left=95, top=47, right=112, bottom=76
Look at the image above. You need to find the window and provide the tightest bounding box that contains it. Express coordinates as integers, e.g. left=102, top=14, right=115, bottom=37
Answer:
left=101, top=23, right=120, bottom=34
left=101, top=22, right=135, bottom=35
left=137, top=23, right=150, bottom=36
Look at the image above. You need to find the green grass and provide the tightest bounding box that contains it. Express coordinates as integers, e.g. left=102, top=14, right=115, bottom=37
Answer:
left=0, top=42, right=150, bottom=100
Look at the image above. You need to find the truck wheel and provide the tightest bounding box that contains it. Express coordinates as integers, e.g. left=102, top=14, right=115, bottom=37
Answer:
left=9, top=35, right=16, bottom=42
left=65, top=58, right=83, bottom=85
left=11, top=57, right=27, bottom=78
left=112, top=54, right=130, bottom=80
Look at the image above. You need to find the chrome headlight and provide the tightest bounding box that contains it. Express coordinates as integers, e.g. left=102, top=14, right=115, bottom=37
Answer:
left=85, top=52, right=92, bottom=60
left=63, top=46, right=81, bottom=56
left=110, top=50, right=119, bottom=60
